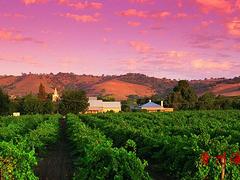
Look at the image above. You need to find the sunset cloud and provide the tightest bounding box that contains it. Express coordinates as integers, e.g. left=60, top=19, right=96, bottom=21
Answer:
left=191, top=59, right=231, bottom=70
left=119, top=9, right=148, bottom=18
left=129, top=41, right=152, bottom=53
left=119, top=9, right=170, bottom=19
left=0, top=29, right=43, bottom=43
left=226, top=18, right=240, bottom=37
left=128, top=21, right=141, bottom=27
left=236, top=0, right=240, bottom=9
left=59, top=13, right=100, bottom=22
left=195, top=0, right=232, bottom=13
left=0, top=55, right=41, bottom=66
left=22, top=0, right=48, bottom=5
left=201, top=20, right=213, bottom=27
left=0, top=13, right=27, bottom=19
left=128, top=0, right=154, bottom=4
left=175, top=13, right=188, bottom=18
left=58, top=0, right=103, bottom=9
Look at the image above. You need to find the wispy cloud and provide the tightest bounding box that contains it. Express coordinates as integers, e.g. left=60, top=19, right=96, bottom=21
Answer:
left=0, top=55, right=41, bottom=66
left=191, top=59, right=231, bottom=70
left=129, top=41, right=152, bottom=53
left=22, top=0, right=48, bottom=5
left=226, top=18, right=240, bottom=37
left=189, top=33, right=226, bottom=50
left=119, top=9, right=171, bottom=19
left=0, top=13, right=28, bottom=19
left=128, top=0, right=154, bottom=4
left=58, top=0, right=103, bottom=10
left=128, top=21, right=141, bottom=27
left=59, top=13, right=100, bottom=23
left=195, top=0, right=232, bottom=13
left=119, top=9, right=148, bottom=18
left=0, top=28, right=43, bottom=44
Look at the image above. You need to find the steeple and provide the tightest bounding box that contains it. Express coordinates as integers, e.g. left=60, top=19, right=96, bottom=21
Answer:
left=52, top=88, right=60, bottom=102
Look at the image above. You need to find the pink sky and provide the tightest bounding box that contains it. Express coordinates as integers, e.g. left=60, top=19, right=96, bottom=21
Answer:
left=0, top=0, right=240, bottom=79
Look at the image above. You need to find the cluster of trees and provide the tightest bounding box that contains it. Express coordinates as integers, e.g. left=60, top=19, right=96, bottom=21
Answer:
left=0, top=84, right=89, bottom=116
left=121, top=80, right=240, bottom=111
left=166, top=80, right=240, bottom=110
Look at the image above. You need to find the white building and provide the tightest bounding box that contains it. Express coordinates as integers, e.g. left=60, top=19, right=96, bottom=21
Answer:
left=86, top=97, right=121, bottom=113
left=140, top=100, right=174, bottom=112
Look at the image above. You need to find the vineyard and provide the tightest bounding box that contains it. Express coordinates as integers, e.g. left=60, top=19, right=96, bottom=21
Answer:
left=0, top=110, right=240, bottom=179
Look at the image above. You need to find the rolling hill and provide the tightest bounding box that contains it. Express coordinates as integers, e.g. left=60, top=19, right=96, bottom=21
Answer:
left=0, top=73, right=240, bottom=100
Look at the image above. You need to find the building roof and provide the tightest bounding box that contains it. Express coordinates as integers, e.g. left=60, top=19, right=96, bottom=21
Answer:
left=141, top=100, right=161, bottom=108
left=88, top=97, right=121, bottom=109
left=89, top=99, right=103, bottom=107
left=102, top=102, right=121, bottom=108
left=89, top=97, right=97, bottom=100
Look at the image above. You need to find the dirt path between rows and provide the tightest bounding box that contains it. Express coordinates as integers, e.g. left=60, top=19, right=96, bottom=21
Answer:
left=35, top=119, right=73, bottom=180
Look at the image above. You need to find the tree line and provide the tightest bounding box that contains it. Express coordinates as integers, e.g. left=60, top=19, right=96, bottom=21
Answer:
left=0, top=83, right=89, bottom=116
left=121, top=80, right=240, bottom=111
left=1, top=81, right=240, bottom=115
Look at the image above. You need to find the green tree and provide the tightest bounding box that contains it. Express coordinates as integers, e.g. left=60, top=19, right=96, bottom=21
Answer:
left=197, top=92, right=216, bottom=110
left=38, top=83, right=47, bottom=100
left=0, top=88, right=10, bottom=115
left=22, top=94, right=43, bottom=114
left=121, top=100, right=131, bottom=112
left=97, top=94, right=115, bottom=101
left=59, top=89, right=89, bottom=114
left=167, top=80, right=197, bottom=110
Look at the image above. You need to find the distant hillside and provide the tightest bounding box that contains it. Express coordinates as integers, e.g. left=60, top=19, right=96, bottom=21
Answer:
left=0, top=73, right=240, bottom=100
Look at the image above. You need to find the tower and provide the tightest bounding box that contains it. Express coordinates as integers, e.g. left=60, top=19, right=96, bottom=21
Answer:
left=52, top=88, right=60, bottom=102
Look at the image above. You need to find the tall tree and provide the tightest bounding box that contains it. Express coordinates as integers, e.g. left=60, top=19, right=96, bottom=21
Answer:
left=38, top=83, right=47, bottom=100
left=197, top=92, right=216, bottom=110
left=0, top=88, right=10, bottom=115
left=59, top=89, right=89, bottom=114
left=22, top=94, right=43, bottom=114
left=167, top=80, right=197, bottom=110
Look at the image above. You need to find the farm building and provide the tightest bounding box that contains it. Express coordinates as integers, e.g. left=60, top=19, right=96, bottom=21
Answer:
left=86, top=97, right=121, bottom=114
left=140, top=100, right=174, bottom=112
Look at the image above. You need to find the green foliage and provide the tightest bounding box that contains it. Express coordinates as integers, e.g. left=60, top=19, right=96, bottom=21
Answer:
left=38, top=83, right=47, bottom=100
left=81, top=110, right=240, bottom=179
left=0, top=114, right=61, bottom=179
left=59, top=89, right=89, bottom=115
left=167, top=80, right=197, bottom=110
left=66, top=114, right=151, bottom=180
left=20, top=94, right=54, bottom=114
left=98, top=94, right=115, bottom=102
left=0, top=88, right=10, bottom=115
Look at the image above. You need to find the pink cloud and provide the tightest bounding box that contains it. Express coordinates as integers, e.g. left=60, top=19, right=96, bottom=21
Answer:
left=0, top=54, right=41, bottom=66
left=119, top=9, right=171, bottom=19
left=177, top=0, right=183, bottom=8
left=129, top=40, right=152, bottom=53
left=195, top=0, right=232, bottom=13
left=128, top=0, right=154, bottom=4
left=201, top=20, right=213, bottom=27
left=104, top=27, right=113, bottom=32
left=226, top=18, right=240, bottom=37
left=236, top=0, right=240, bottom=9
left=175, top=13, right=188, bottom=18
left=150, top=11, right=171, bottom=18
left=0, top=13, right=27, bottom=18
left=59, top=13, right=100, bottom=23
left=58, top=0, right=103, bottom=10
left=119, top=9, right=148, bottom=18
left=128, top=21, right=141, bottom=27
left=191, top=59, right=231, bottom=70
left=0, top=29, right=43, bottom=43
left=22, top=0, right=48, bottom=5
